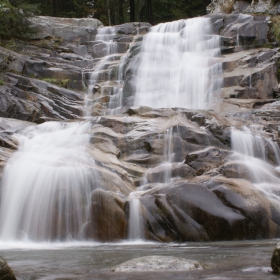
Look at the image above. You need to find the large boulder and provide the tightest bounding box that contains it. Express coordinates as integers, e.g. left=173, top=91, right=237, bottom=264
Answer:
left=0, top=257, right=16, bottom=280
left=85, top=189, right=128, bottom=242
left=271, top=243, right=280, bottom=273
left=29, top=16, right=103, bottom=42
left=140, top=177, right=280, bottom=242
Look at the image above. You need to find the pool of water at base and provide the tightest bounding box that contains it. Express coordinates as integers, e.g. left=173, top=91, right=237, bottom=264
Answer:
left=0, top=239, right=280, bottom=280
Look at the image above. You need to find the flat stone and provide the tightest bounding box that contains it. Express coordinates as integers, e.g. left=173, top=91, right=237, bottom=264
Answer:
left=111, top=255, right=205, bottom=272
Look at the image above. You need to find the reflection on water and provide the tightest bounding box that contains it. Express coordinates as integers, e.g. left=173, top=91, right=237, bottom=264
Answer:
left=1, top=240, right=279, bottom=280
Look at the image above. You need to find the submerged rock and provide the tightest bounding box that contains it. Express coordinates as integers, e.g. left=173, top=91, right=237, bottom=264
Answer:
left=0, top=257, right=16, bottom=280
left=111, top=255, right=205, bottom=272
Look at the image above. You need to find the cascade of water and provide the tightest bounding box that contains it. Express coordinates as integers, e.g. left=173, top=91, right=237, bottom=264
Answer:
left=128, top=127, right=178, bottom=238
left=236, top=26, right=240, bottom=47
left=161, top=127, right=175, bottom=183
left=106, top=53, right=126, bottom=114
left=133, top=17, right=223, bottom=109
left=231, top=127, right=266, bottom=160
left=128, top=192, right=144, bottom=240
left=0, top=122, right=100, bottom=241
left=231, top=127, right=280, bottom=186
left=140, top=126, right=181, bottom=191
left=85, top=27, right=120, bottom=116
left=249, top=74, right=252, bottom=88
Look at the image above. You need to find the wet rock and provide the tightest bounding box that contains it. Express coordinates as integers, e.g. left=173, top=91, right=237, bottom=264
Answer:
left=141, top=176, right=280, bottom=242
left=221, top=49, right=279, bottom=107
left=111, top=255, right=205, bottom=272
left=185, top=147, right=231, bottom=175
left=272, top=243, right=280, bottom=274
left=87, top=189, right=128, bottom=242
left=207, top=14, right=269, bottom=46
left=0, top=257, right=16, bottom=280
left=145, top=163, right=196, bottom=183
left=141, top=181, right=249, bottom=242
left=219, top=161, right=252, bottom=180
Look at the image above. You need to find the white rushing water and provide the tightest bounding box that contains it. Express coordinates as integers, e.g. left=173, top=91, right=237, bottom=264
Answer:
left=85, top=27, right=123, bottom=115
left=133, top=17, right=223, bottom=109
left=231, top=127, right=280, bottom=201
left=0, top=122, right=100, bottom=241
left=128, top=192, right=144, bottom=241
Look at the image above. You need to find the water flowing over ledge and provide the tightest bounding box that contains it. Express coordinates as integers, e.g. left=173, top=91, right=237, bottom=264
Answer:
left=133, top=17, right=223, bottom=109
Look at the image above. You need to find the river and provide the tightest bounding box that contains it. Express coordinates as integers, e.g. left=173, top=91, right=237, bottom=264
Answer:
left=1, top=240, right=278, bottom=279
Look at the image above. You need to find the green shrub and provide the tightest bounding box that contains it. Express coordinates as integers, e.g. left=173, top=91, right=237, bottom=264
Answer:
left=41, top=78, right=70, bottom=89
left=0, top=0, right=39, bottom=40
left=271, top=16, right=280, bottom=43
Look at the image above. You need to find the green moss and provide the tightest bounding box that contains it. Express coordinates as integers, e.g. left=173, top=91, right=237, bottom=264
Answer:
left=261, top=43, right=274, bottom=49
left=276, top=58, right=280, bottom=82
left=0, top=80, right=4, bottom=86
left=41, top=78, right=70, bottom=89
left=271, top=16, right=280, bottom=43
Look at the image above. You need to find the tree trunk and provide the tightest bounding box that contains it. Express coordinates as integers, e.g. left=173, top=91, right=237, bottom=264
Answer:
left=130, top=0, right=135, bottom=22
left=119, top=0, right=124, bottom=24
left=52, top=0, right=57, bottom=16
left=107, top=0, right=111, bottom=25
left=146, top=0, right=153, bottom=24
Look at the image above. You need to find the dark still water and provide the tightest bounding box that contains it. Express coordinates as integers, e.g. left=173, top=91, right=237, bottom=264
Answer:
left=0, top=240, right=279, bottom=279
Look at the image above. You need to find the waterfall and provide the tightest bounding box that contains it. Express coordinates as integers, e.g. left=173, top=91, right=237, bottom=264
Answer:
left=133, top=17, right=223, bottom=109
left=128, top=193, right=144, bottom=240
left=85, top=27, right=121, bottom=116
left=231, top=127, right=280, bottom=201
left=231, top=127, right=267, bottom=161
left=140, top=126, right=182, bottom=190
left=0, top=122, right=100, bottom=241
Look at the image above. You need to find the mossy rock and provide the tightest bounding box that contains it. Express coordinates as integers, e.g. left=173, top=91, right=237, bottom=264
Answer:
left=0, top=257, right=16, bottom=280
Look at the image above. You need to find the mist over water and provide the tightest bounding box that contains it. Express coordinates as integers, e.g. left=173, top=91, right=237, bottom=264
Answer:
left=133, top=17, right=223, bottom=109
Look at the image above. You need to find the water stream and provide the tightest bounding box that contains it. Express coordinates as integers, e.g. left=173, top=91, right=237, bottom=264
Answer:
left=231, top=127, right=280, bottom=203
left=133, top=17, right=223, bottom=109
left=1, top=240, right=278, bottom=279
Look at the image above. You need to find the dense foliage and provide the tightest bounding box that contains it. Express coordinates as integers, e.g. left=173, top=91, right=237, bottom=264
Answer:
left=0, top=0, right=211, bottom=40
left=0, top=0, right=38, bottom=39
left=8, top=0, right=211, bottom=25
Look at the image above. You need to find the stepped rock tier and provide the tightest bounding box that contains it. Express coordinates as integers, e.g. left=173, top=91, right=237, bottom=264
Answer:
left=0, top=14, right=280, bottom=242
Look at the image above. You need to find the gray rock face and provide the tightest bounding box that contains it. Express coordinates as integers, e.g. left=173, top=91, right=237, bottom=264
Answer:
left=29, top=16, right=103, bottom=42
left=207, top=14, right=269, bottom=46
left=207, top=0, right=280, bottom=15
left=0, top=257, right=16, bottom=280
left=111, top=255, right=205, bottom=272
left=0, top=73, right=83, bottom=122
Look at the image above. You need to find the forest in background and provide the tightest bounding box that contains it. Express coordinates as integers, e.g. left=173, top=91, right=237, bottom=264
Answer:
left=0, top=0, right=211, bottom=40
left=6, top=0, right=211, bottom=25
